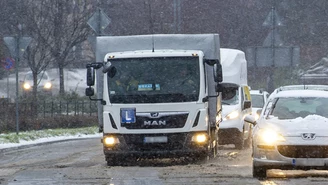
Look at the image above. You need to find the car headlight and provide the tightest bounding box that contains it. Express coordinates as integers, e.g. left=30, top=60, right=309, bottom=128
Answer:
left=44, top=82, right=52, bottom=89
left=224, top=110, right=239, bottom=120
left=258, top=129, right=285, bottom=145
left=23, top=83, right=31, bottom=90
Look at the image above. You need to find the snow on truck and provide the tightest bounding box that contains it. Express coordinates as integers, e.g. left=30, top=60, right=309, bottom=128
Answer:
left=218, top=48, right=252, bottom=149
left=85, top=34, right=224, bottom=165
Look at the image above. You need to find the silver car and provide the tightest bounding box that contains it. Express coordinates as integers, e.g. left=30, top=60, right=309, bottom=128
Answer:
left=250, top=89, right=270, bottom=120
left=245, top=85, right=328, bottom=178
left=21, top=71, right=54, bottom=95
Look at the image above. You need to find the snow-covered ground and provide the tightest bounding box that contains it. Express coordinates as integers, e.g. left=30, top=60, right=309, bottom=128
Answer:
left=0, top=127, right=101, bottom=150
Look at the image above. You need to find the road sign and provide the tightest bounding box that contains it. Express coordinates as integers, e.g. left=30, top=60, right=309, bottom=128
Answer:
left=2, top=57, right=15, bottom=70
left=4, top=37, right=32, bottom=58
left=246, top=46, right=300, bottom=67
left=87, top=8, right=110, bottom=35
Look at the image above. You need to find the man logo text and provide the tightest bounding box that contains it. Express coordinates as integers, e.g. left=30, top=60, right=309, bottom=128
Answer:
left=144, top=121, right=166, bottom=126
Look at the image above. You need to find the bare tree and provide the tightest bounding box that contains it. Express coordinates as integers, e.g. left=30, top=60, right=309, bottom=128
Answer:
left=17, top=1, right=53, bottom=101
left=29, top=0, right=94, bottom=95
left=50, top=0, right=93, bottom=95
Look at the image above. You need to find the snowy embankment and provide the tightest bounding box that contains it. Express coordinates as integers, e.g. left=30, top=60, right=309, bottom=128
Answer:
left=0, top=126, right=101, bottom=150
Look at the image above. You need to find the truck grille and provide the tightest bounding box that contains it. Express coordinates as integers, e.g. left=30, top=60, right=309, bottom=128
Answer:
left=124, top=113, right=188, bottom=129
left=277, top=145, right=328, bottom=158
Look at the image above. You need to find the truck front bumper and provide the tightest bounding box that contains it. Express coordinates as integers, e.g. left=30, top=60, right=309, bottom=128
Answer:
left=102, top=132, right=209, bottom=158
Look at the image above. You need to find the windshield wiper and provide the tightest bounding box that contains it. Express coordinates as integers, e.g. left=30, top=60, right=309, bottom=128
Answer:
left=222, top=102, right=230, bottom=105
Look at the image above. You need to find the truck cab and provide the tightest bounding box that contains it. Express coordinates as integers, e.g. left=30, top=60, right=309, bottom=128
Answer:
left=85, top=34, right=224, bottom=165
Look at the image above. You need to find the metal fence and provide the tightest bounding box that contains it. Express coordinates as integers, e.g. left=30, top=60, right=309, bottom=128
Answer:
left=0, top=99, right=98, bottom=132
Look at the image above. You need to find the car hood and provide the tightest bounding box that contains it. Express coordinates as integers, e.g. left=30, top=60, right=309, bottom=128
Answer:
left=24, top=79, right=50, bottom=86
left=222, top=104, right=239, bottom=117
left=259, top=115, right=328, bottom=137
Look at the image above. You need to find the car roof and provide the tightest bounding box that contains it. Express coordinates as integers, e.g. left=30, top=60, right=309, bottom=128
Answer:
left=250, top=89, right=268, bottom=95
left=271, top=85, right=328, bottom=99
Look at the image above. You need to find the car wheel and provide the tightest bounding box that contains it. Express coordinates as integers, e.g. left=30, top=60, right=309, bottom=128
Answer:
left=253, top=165, right=267, bottom=179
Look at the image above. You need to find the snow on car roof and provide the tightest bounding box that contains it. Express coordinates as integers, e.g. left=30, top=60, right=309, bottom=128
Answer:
left=274, top=89, right=328, bottom=98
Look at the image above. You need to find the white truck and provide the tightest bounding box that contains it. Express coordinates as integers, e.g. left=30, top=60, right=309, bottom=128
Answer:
left=218, top=48, right=252, bottom=149
left=85, top=34, right=224, bottom=165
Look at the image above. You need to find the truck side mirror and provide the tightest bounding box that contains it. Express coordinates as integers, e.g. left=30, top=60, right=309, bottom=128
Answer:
left=216, top=84, right=224, bottom=92
left=85, top=87, right=95, bottom=97
left=214, top=63, right=223, bottom=83
left=86, top=67, right=95, bottom=86
left=102, top=62, right=117, bottom=78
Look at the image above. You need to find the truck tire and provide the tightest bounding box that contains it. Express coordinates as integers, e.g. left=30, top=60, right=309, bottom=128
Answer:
left=106, top=155, right=125, bottom=166
left=253, top=165, right=267, bottom=179
left=190, top=153, right=208, bottom=164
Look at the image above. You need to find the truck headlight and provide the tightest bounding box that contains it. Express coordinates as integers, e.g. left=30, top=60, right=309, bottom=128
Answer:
left=103, top=136, right=120, bottom=146
left=44, top=82, right=52, bottom=89
left=258, top=129, right=285, bottom=145
left=191, top=133, right=208, bottom=143
left=224, top=110, right=239, bottom=120
left=23, top=83, right=31, bottom=90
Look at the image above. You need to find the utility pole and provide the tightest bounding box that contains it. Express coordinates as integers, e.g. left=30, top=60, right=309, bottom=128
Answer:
left=3, top=24, right=31, bottom=134
left=173, top=0, right=181, bottom=33
left=268, top=0, right=276, bottom=93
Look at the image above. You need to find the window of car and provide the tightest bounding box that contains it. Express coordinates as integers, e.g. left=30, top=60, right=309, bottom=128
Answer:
left=269, top=97, right=328, bottom=119
left=251, top=94, right=265, bottom=108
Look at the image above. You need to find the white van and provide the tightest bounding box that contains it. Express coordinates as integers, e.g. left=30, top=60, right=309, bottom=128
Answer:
left=218, top=49, right=252, bottom=149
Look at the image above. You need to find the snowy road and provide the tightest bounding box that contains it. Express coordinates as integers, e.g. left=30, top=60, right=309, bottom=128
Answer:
left=1, top=138, right=328, bottom=185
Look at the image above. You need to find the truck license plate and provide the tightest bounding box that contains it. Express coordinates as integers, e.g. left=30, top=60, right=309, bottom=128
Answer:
left=144, top=136, right=168, bottom=143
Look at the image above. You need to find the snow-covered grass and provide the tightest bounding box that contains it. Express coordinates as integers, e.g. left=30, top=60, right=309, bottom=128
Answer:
left=0, top=126, right=101, bottom=149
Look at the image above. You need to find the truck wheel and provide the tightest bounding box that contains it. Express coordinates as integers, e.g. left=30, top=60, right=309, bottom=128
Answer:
left=106, top=155, right=122, bottom=166
left=191, top=153, right=208, bottom=164
left=234, top=131, right=244, bottom=150
left=253, top=165, right=267, bottom=179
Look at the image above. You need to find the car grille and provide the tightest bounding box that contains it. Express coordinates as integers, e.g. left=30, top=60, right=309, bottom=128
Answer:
left=277, top=145, right=328, bottom=158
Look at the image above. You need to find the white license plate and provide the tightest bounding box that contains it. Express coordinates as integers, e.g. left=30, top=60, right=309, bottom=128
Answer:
left=144, top=136, right=168, bottom=143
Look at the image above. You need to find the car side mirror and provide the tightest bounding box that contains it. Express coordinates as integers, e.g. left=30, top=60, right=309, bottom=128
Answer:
left=244, top=115, right=257, bottom=126
left=244, top=100, right=252, bottom=109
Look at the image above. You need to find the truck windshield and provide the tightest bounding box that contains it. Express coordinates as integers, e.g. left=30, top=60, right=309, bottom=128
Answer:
left=107, top=56, right=200, bottom=103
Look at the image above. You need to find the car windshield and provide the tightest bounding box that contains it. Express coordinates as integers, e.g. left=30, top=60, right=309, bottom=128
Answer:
left=222, top=88, right=239, bottom=105
left=251, top=94, right=264, bottom=108
left=25, top=73, right=48, bottom=81
left=269, top=97, right=328, bottom=119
